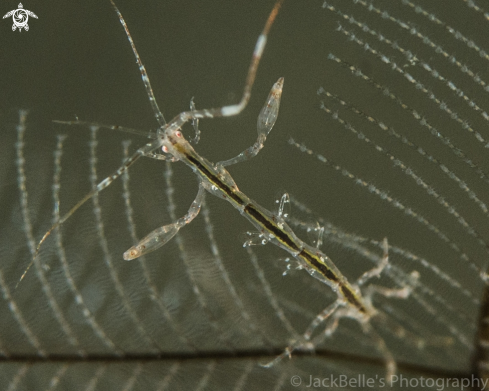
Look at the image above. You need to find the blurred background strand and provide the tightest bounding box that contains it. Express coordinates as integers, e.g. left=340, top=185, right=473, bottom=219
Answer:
left=2, top=0, right=489, bottom=389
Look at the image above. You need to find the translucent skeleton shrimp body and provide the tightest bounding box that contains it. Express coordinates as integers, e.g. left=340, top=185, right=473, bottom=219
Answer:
left=23, top=0, right=424, bottom=381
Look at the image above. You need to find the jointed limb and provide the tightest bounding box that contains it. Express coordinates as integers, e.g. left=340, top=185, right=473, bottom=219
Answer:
left=364, top=270, right=420, bottom=300
left=356, top=237, right=390, bottom=287
left=265, top=237, right=419, bottom=382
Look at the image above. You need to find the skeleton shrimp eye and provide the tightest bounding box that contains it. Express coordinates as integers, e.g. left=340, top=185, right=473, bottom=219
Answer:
left=175, top=131, right=182, bottom=138
left=162, top=145, right=169, bottom=153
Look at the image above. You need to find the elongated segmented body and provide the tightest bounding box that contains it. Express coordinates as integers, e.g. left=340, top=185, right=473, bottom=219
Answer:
left=25, top=0, right=419, bottom=379
left=179, top=146, right=370, bottom=316
left=26, top=0, right=373, bottom=319
left=123, top=76, right=373, bottom=318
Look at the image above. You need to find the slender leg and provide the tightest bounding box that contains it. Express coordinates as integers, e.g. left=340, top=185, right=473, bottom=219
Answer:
left=123, top=183, right=206, bottom=260
left=362, top=322, right=396, bottom=384
left=219, top=77, right=284, bottom=167
left=352, top=238, right=419, bottom=299
left=356, top=237, right=390, bottom=287
left=261, top=301, right=341, bottom=368
left=364, top=270, right=420, bottom=300
left=303, top=301, right=342, bottom=341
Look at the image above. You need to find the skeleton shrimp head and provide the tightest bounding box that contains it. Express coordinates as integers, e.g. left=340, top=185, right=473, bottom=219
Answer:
left=158, top=125, right=193, bottom=161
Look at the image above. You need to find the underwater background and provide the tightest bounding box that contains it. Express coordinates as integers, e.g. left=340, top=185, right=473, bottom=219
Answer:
left=1, top=0, right=488, bottom=389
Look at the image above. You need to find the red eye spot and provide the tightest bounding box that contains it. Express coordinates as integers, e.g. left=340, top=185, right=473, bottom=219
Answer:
left=175, top=131, right=182, bottom=138
left=162, top=146, right=169, bottom=153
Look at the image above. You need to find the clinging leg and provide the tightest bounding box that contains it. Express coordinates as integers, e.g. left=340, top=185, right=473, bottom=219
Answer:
left=123, top=182, right=206, bottom=260
left=356, top=237, right=390, bottom=287
left=362, top=322, right=396, bottom=384
left=364, top=270, right=420, bottom=300
left=302, top=301, right=342, bottom=342
left=356, top=239, right=420, bottom=298
left=261, top=301, right=341, bottom=368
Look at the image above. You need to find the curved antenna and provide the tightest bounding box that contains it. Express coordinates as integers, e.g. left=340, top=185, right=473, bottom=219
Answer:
left=109, top=0, right=167, bottom=128
left=164, top=0, right=285, bottom=132
left=17, top=135, right=163, bottom=287
left=53, top=120, right=157, bottom=139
